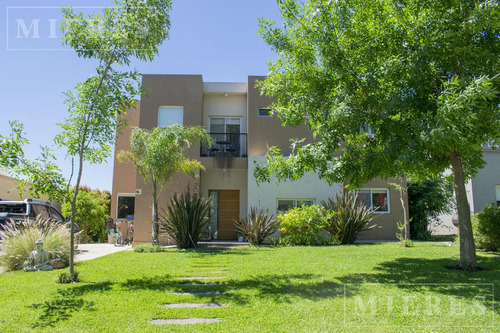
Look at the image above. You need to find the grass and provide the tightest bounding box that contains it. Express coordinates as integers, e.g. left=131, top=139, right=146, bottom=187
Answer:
left=0, top=243, right=498, bottom=332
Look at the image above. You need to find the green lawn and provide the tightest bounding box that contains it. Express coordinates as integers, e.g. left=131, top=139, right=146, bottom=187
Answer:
left=0, top=243, right=498, bottom=332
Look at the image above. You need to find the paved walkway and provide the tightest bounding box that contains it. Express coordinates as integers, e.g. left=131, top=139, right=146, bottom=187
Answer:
left=75, top=243, right=132, bottom=262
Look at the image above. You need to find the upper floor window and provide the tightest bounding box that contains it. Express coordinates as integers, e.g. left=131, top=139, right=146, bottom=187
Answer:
left=357, top=189, right=389, bottom=213
left=158, top=106, right=183, bottom=127
left=209, top=117, right=241, bottom=134
left=258, top=108, right=272, bottom=117
left=361, top=124, right=375, bottom=137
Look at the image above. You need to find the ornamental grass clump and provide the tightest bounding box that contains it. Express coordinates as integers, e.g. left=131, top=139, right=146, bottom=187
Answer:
left=0, top=217, right=71, bottom=271
left=235, top=207, right=280, bottom=245
left=160, top=190, right=211, bottom=249
left=278, top=205, right=330, bottom=246
left=321, top=192, right=378, bottom=244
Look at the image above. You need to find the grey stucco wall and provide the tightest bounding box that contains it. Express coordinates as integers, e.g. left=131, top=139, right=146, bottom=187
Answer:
left=471, top=149, right=500, bottom=212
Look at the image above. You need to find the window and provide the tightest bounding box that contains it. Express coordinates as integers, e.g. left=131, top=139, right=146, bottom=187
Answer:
left=32, top=204, right=50, bottom=219
left=258, top=108, right=271, bottom=117
left=209, top=117, right=241, bottom=134
left=496, top=185, right=500, bottom=204
left=158, top=106, right=183, bottom=127
left=117, top=194, right=135, bottom=220
left=357, top=189, right=389, bottom=213
left=361, top=124, right=375, bottom=137
left=277, top=199, right=314, bottom=212
left=48, top=207, right=64, bottom=222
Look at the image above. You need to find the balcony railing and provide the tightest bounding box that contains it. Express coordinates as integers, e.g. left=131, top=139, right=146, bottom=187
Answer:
left=200, top=133, right=247, bottom=158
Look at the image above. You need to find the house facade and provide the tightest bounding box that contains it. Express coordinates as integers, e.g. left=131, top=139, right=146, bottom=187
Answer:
left=110, top=75, right=407, bottom=244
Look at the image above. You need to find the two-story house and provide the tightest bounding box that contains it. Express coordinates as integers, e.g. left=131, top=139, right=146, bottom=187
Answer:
left=110, top=75, right=407, bottom=244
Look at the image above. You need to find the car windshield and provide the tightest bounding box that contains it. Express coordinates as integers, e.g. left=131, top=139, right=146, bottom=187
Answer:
left=0, top=203, right=27, bottom=214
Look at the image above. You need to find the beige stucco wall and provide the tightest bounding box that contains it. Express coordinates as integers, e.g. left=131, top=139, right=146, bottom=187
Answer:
left=133, top=75, right=204, bottom=244
left=0, top=171, right=23, bottom=200
left=247, top=76, right=313, bottom=156
left=110, top=103, right=140, bottom=224
left=349, top=178, right=408, bottom=240
left=203, top=94, right=247, bottom=131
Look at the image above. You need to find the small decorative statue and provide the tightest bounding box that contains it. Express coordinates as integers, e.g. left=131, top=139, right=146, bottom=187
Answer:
left=24, top=239, right=53, bottom=271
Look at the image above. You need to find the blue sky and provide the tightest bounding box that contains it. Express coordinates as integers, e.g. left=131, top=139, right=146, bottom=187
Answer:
left=0, top=0, right=282, bottom=192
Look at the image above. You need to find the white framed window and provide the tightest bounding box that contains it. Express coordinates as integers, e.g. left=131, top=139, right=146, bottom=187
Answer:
left=277, top=199, right=314, bottom=212
left=361, top=124, right=375, bottom=137
left=117, top=194, right=135, bottom=220
left=209, top=117, right=241, bottom=134
left=496, top=185, right=500, bottom=204
left=158, top=106, right=183, bottom=127
left=357, top=189, right=389, bottom=213
left=258, top=108, right=272, bottom=117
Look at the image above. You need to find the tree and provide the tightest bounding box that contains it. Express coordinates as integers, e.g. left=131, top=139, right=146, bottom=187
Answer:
left=257, top=0, right=500, bottom=269
left=118, top=124, right=212, bottom=245
left=408, top=178, right=454, bottom=240
left=1, top=0, right=172, bottom=280
left=61, top=187, right=111, bottom=243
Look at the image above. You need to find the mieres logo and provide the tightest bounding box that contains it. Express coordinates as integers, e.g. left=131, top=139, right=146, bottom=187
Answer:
left=6, top=7, right=103, bottom=51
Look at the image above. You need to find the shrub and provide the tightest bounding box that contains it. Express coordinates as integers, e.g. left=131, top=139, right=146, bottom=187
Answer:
left=0, top=217, right=71, bottom=271
left=278, top=205, right=330, bottom=246
left=321, top=192, right=378, bottom=244
left=476, top=203, right=500, bottom=252
left=235, top=207, right=280, bottom=245
left=133, top=243, right=164, bottom=253
left=160, top=190, right=211, bottom=249
left=57, top=269, right=80, bottom=284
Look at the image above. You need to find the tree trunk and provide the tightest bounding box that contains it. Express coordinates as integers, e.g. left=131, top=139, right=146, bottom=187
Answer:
left=151, top=183, right=159, bottom=245
left=448, top=152, right=477, bottom=269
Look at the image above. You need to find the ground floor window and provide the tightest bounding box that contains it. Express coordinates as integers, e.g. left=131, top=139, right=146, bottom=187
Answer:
left=277, top=199, right=314, bottom=213
left=496, top=185, right=500, bottom=204
left=117, top=194, right=135, bottom=220
left=357, top=189, right=389, bottom=213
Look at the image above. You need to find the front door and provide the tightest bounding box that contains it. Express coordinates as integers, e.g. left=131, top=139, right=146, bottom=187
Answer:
left=217, top=190, right=239, bottom=240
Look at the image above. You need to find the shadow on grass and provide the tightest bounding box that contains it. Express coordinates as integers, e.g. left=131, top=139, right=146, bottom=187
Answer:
left=29, top=282, right=113, bottom=328
left=336, top=256, right=499, bottom=314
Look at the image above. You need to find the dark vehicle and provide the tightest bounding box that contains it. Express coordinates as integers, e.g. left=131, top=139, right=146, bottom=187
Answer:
left=0, top=199, right=78, bottom=235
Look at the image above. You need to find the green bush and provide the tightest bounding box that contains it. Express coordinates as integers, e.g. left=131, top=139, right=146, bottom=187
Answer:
left=0, top=217, right=71, bottom=271
left=160, top=190, right=211, bottom=249
left=278, top=205, right=330, bottom=246
left=321, top=192, right=378, bottom=244
left=133, top=243, right=164, bottom=253
left=476, top=203, right=500, bottom=251
left=62, top=186, right=110, bottom=243
left=235, top=207, right=280, bottom=245
left=57, top=269, right=80, bottom=284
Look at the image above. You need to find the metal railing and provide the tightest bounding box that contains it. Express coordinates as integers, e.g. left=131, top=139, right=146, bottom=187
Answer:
left=200, top=133, right=248, bottom=158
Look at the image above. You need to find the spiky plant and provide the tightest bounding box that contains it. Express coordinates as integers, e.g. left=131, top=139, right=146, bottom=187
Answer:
left=0, top=217, right=71, bottom=271
left=235, top=207, right=280, bottom=245
left=321, top=191, right=379, bottom=244
left=160, top=190, right=211, bottom=249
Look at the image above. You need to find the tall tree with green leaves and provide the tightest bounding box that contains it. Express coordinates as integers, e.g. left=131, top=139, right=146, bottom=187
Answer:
left=118, top=124, right=212, bottom=245
left=1, top=0, right=172, bottom=280
left=257, top=0, right=500, bottom=269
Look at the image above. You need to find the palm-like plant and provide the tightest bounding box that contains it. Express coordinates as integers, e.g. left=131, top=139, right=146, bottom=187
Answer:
left=160, top=190, right=211, bottom=249
left=321, top=191, right=378, bottom=244
left=235, top=207, right=280, bottom=245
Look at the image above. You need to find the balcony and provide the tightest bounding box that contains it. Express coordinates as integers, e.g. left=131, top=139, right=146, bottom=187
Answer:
left=200, top=133, right=248, bottom=158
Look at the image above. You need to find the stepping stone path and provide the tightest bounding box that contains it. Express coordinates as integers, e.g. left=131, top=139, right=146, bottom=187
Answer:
left=164, top=303, right=226, bottom=308
left=151, top=318, right=221, bottom=325
left=150, top=260, right=229, bottom=325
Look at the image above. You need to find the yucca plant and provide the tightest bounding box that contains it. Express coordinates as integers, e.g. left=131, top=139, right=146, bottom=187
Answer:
left=235, top=207, right=280, bottom=245
left=0, top=217, right=71, bottom=271
left=321, top=191, right=379, bottom=244
left=160, top=190, right=211, bottom=249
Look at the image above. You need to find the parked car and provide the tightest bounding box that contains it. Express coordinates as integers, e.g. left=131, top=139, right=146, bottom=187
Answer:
left=0, top=199, right=79, bottom=233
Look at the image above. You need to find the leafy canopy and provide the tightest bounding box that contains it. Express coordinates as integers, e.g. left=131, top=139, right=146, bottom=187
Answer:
left=256, top=0, right=500, bottom=186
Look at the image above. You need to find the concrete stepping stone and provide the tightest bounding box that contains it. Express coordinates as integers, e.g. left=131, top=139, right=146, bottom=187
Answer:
left=164, top=303, right=226, bottom=308
left=173, top=292, right=224, bottom=296
left=179, top=276, right=226, bottom=280
left=180, top=282, right=220, bottom=286
left=151, top=318, right=221, bottom=325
